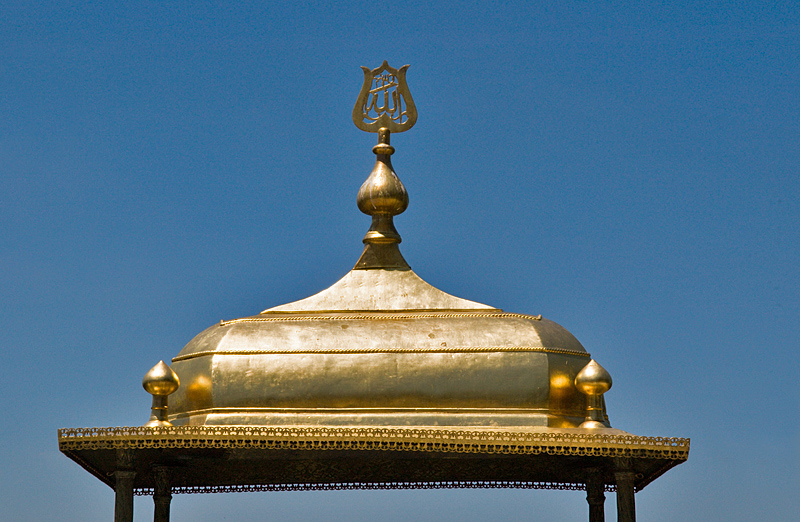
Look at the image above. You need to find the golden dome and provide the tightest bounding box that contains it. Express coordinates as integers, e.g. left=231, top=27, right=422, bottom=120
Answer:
left=169, top=266, right=592, bottom=427
left=168, top=63, right=600, bottom=430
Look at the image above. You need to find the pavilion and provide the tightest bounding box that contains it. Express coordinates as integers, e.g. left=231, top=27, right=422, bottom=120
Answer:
left=59, top=61, right=688, bottom=522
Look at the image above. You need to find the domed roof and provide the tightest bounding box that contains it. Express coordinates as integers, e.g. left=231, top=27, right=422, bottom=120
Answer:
left=170, top=264, right=591, bottom=428
left=169, top=263, right=591, bottom=428
left=167, top=63, right=598, bottom=429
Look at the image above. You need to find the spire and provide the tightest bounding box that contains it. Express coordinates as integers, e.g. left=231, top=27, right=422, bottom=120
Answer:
left=351, top=61, right=417, bottom=270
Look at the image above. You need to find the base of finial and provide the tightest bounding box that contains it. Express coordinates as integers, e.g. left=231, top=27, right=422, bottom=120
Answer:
left=363, top=230, right=401, bottom=243
left=360, top=214, right=403, bottom=245
left=144, top=419, right=174, bottom=427
left=354, top=243, right=410, bottom=270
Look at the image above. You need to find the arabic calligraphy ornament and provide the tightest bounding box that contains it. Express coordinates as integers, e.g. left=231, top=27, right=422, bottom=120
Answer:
left=352, top=61, right=417, bottom=133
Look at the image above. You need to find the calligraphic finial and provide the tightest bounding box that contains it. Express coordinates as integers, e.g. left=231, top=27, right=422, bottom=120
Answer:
left=352, top=61, right=417, bottom=134
left=352, top=62, right=415, bottom=270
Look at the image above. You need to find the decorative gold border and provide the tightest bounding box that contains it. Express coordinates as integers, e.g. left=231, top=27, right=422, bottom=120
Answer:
left=58, top=426, right=689, bottom=461
left=227, top=312, right=543, bottom=327
left=172, top=345, right=589, bottom=362
left=134, top=481, right=597, bottom=496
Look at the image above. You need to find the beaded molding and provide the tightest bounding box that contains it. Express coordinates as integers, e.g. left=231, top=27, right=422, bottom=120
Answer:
left=172, top=345, right=589, bottom=362
left=233, top=311, right=544, bottom=326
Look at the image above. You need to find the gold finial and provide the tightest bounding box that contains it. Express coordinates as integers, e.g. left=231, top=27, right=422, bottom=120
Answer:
left=575, top=359, right=613, bottom=429
left=353, top=62, right=417, bottom=270
left=352, top=61, right=417, bottom=134
left=142, top=360, right=180, bottom=427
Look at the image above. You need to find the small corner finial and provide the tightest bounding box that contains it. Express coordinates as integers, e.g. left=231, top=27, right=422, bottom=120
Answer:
left=575, top=359, right=613, bottom=429
left=142, top=360, right=180, bottom=427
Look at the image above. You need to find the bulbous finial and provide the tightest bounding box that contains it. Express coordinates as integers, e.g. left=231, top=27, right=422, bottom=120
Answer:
left=575, top=359, right=612, bottom=429
left=142, top=361, right=180, bottom=427
left=357, top=130, right=408, bottom=219
left=575, top=359, right=613, bottom=395
left=143, top=360, right=180, bottom=395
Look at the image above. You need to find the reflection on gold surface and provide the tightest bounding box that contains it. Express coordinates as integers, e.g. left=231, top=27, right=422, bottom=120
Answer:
left=186, top=375, right=212, bottom=405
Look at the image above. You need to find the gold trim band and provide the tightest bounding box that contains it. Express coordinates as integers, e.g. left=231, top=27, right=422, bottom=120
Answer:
left=172, top=345, right=589, bottom=362
left=226, top=312, right=543, bottom=326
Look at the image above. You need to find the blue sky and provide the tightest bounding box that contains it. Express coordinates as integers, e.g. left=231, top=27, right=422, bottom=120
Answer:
left=1, top=2, right=798, bottom=520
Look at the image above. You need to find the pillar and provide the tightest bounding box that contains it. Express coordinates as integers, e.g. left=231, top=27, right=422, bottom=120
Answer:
left=153, top=466, right=172, bottom=522
left=114, top=449, right=136, bottom=522
left=614, top=458, right=636, bottom=522
left=114, top=471, right=136, bottom=522
left=585, top=468, right=605, bottom=522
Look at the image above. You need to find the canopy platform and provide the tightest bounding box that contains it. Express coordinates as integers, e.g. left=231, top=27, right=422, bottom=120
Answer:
left=59, top=425, right=688, bottom=521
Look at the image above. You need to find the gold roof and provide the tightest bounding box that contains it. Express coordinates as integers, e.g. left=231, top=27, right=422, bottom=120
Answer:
left=166, top=62, right=600, bottom=430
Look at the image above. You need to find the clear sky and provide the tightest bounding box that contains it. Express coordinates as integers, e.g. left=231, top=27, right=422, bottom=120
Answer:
left=2, top=1, right=798, bottom=521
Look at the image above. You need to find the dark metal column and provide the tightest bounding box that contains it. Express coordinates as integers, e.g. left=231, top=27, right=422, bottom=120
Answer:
left=614, top=458, right=636, bottom=522
left=114, top=449, right=136, bottom=522
left=153, top=466, right=172, bottom=522
left=585, top=468, right=606, bottom=522
left=114, top=471, right=136, bottom=522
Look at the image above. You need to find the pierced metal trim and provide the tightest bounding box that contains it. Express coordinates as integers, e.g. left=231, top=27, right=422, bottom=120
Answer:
left=134, top=480, right=604, bottom=496
left=59, top=426, right=689, bottom=461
